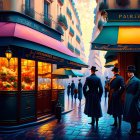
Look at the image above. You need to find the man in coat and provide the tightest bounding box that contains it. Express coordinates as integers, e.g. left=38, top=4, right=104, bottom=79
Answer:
left=67, top=83, right=71, bottom=97
left=78, top=79, right=83, bottom=103
left=83, top=66, right=103, bottom=127
left=71, top=80, right=75, bottom=100
left=123, top=65, right=140, bottom=135
left=107, top=67, right=125, bottom=128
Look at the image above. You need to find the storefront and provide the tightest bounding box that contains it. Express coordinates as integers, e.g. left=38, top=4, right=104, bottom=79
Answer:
left=92, top=9, right=140, bottom=82
left=0, top=11, right=88, bottom=124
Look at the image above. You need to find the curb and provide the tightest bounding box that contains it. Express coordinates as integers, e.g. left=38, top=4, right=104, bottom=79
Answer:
left=0, top=109, right=73, bottom=134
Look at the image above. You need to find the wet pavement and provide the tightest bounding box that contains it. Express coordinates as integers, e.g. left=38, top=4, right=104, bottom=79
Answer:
left=0, top=96, right=140, bottom=140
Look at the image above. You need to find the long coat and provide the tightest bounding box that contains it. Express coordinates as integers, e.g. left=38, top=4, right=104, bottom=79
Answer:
left=123, top=76, right=140, bottom=123
left=107, top=74, right=125, bottom=117
left=83, top=74, right=103, bottom=118
left=78, top=82, right=82, bottom=101
left=71, top=82, right=75, bottom=97
left=67, top=85, right=71, bottom=96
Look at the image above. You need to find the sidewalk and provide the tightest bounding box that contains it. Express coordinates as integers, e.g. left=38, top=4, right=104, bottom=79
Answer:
left=0, top=92, right=85, bottom=134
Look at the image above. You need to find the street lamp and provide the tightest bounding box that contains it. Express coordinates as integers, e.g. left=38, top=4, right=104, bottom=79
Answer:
left=5, top=47, right=12, bottom=67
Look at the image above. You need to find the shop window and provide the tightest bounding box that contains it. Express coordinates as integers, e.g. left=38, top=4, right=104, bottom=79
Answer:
left=38, top=62, right=51, bottom=90
left=0, top=57, right=18, bottom=91
left=0, top=0, right=3, bottom=10
left=21, top=59, right=35, bottom=91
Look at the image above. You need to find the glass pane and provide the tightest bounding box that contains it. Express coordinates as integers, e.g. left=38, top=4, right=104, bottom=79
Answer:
left=38, top=62, right=51, bottom=90
left=21, top=59, right=35, bottom=91
left=0, top=57, right=18, bottom=91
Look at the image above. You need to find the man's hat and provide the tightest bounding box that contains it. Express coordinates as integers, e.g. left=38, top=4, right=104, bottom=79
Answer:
left=105, top=76, right=108, bottom=79
left=126, top=65, right=136, bottom=73
left=90, top=66, right=98, bottom=72
left=78, top=79, right=81, bottom=81
left=111, top=67, right=119, bottom=72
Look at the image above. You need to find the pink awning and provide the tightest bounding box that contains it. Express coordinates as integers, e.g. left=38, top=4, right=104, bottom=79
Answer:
left=0, top=22, right=76, bottom=58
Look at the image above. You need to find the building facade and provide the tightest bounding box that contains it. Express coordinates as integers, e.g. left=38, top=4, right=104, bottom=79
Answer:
left=0, top=0, right=87, bottom=124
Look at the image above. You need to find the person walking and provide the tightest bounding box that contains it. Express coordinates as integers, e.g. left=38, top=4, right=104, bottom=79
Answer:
left=78, top=79, right=83, bottom=103
left=71, top=80, right=75, bottom=100
left=107, top=67, right=125, bottom=128
left=83, top=66, right=103, bottom=127
left=104, top=76, right=109, bottom=99
left=67, top=83, right=71, bottom=97
left=123, top=65, right=140, bottom=135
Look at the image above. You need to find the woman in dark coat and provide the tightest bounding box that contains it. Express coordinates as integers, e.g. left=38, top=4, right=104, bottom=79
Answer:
left=83, top=66, right=103, bottom=126
left=123, top=65, right=140, bottom=135
left=78, top=79, right=83, bottom=102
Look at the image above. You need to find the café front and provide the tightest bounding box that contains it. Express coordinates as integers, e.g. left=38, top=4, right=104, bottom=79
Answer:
left=0, top=12, right=88, bottom=125
left=92, top=9, right=140, bottom=82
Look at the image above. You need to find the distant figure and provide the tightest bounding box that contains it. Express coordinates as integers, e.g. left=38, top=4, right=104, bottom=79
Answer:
left=107, top=67, right=125, bottom=128
left=123, top=65, right=140, bottom=135
left=104, top=76, right=109, bottom=98
left=74, top=87, right=78, bottom=100
left=83, top=66, right=103, bottom=127
left=71, top=80, right=75, bottom=100
left=78, top=79, right=83, bottom=103
left=67, top=83, right=71, bottom=97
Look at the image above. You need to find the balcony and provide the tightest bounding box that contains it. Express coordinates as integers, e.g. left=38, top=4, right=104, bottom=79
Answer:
left=75, top=48, right=80, bottom=56
left=58, top=0, right=64, bottom=6
left=44, top=15, right=52, bottom=27
left=68, top=42, right=74, bottom=52
left=69, top=27, right=74, bottom=37
left=76, top=35, right=81, bottom=43
left=55, top=25, right=64, bottom=35
left=67, top=7, right=72, bottom=19
left=24, top=7, right=35, bottom=18
left=57, top=14, right=68, bottom=30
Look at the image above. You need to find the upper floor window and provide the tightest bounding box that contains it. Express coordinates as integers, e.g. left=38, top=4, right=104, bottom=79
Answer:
left=25, top=0, right=31, bottom=9
left=44, top=0, right=49, bottom=17
left=0, top=0, right=3, bottom=10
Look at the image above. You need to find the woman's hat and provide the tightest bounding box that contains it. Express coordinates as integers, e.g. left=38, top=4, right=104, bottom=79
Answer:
left=111, top=67, right=119, bottom=72
left=90, top=66, right=98, bottom=71
left=126, top=65, right=136, bottom=73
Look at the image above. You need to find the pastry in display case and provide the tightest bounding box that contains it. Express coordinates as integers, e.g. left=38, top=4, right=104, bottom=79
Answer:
left=38, top=62, right=51, bottom=90
left=0, top=57, right=18, bottom=91
left=52, top=79, right=65, bottom=90
left=21, top=59, right=35, bottom=91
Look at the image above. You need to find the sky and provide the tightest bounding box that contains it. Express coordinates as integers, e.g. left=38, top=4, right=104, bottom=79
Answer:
left=74, top=0, right=97, bottom=62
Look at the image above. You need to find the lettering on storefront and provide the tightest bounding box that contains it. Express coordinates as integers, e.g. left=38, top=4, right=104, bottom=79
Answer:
left=107, top=10, right=140, bottom=22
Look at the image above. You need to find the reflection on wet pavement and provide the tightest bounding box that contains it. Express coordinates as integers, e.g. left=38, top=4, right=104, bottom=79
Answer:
left=0, top=96, right=140, bottom=140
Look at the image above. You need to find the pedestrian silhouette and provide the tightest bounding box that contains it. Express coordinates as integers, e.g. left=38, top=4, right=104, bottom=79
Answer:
left=67, top=83, right=71, bottom=98
left=123, top=65, right=140, bottom=135
left=78, top=79, right=83, bottom=103
left=107, top=67, right=125, bottom=129
left=74, top=87, right=78, bottom=100
left=83, top=66, right=103, bottom=127
left=71, top=80, right=75, bottom=100
left=104, top=76, right=109, bottom=101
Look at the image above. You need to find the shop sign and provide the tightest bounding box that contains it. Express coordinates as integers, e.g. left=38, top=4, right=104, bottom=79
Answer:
left=106, top=9, right=140, bottom=22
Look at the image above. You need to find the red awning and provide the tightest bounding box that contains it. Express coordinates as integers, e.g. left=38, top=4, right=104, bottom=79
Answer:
left=0, top=22, right=76, bottom=58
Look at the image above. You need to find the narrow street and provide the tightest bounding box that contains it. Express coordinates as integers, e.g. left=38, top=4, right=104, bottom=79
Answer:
left=0, top=95, right=140, bottom=140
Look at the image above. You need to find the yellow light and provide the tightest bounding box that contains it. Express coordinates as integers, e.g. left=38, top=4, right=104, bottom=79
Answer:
left=5, top=49, right=12, bottom=61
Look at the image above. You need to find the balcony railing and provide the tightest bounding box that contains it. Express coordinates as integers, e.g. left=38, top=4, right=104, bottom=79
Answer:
left=69, top=27, right=74, bottom=37
left=76, top=35, right=81, bottom=43
left=75, top=48, right=80, bottom=55
left=21, top=4, right=62, bottom=33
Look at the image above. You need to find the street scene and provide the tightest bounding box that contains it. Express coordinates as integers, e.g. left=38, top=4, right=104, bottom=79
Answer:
left=0, top=0, right=140, bottom=140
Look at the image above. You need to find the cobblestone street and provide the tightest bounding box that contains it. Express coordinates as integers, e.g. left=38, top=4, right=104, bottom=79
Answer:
left=0, top=96, right=140, bottom=140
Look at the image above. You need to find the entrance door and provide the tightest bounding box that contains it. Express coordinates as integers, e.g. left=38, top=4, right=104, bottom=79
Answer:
left=37, top=90, right=52, bottom=116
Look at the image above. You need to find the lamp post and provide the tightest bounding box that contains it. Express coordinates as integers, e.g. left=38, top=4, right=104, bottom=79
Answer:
left=5, top=47, right=12, bottom=67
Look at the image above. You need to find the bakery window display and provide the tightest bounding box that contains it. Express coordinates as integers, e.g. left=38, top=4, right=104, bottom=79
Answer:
left=0, top=57, right=18, bottom=91
left=38, top=62, right=51, bottom=90
left=21, top=59, right=35, bottom=91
